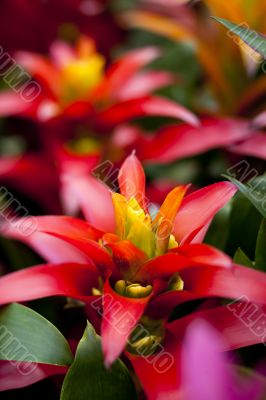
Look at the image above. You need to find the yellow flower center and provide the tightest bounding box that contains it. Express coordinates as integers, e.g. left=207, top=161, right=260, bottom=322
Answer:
left=114, top=280, right=153, bottom=298
left=60, top=38, right=105, bottom=104
left=67, top=136, right=101, bottom=155
left=127, top=316, right=164, bottom=355
left=112, top=193, right=179, bottom=259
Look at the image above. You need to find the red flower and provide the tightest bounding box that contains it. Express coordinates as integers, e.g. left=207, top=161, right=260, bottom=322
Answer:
left=0, top=36, right=198, bottom=128
left=0, top=36, right=199, bottom=211
left=1, top=154, right=266, bottom=395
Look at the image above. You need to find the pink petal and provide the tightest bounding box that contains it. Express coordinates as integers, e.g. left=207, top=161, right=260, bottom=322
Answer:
left=229, top=132, right=266, bottom=160
left=182, top=320, right=230, bottom=400
left=0, top=361, right=67, bottom=391
left=65, top=176, right=116, bottom=232
left=114, top=71, right=174, bottom=101
left=118, top=152, right=146, bottom=208
left=0, top=91, right=30, bottom=116
left=252, top=111, right=266, bottom=129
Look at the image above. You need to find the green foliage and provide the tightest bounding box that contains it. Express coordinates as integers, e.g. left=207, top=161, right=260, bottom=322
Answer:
left=204, top=202, right=231, bottom=251
left=225, top=193, right=262, bottom=260
left=233, top=248, right=253, bottom=268
left=0, top=303, right=73, bottom=366
left=213, top=16, right=266, bottom=58
left=255, top=218, right=266, bottom=271
left=60, top=322, right=137, bottom=400
left=223, top=174, right=266, bottom=218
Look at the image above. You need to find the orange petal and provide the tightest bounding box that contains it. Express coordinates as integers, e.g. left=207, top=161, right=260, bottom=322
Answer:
left=153, top=185, right=189, bottom=254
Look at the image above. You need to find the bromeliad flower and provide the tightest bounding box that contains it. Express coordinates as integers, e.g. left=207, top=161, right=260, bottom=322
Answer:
left=0, top=35, right=198, bottom=127
left=0, top=154, right=266, bottom=395
left=0, top=35, right=198, bottom=210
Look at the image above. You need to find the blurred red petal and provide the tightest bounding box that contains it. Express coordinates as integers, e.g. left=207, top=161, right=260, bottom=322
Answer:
left=229, top=132, right=266, bottom=160
left=0, top=91, right=30, bottom=116
left=114, top=71, right=174, bottom=101
left=141, top=118, right=253, bottom=163
left=96, top=96, right=199, bottom=127
left=0, top=154, right=60, bottom=213
left=97, top=46, right=162, bottom=100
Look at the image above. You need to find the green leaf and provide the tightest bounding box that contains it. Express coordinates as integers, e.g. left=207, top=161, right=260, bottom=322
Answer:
left=223, top=174, right=266, bottom=218
left=233, top=247, right=253, bottom=268
left=204, top=202, right=231, bottom=250
left=213, top=16, right=266, bottom=59
left=0, top=303, right=73, bottom=366
left=255, top=218, right=266, bottom=271
left=61, top=322, right=137, bottom=400
left=225, top=193, right=262, bottom=259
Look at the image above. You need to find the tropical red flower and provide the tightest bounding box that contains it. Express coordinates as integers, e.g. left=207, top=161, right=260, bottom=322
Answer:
left=1, top=154, right=266, bottom=396
left=0, top=36, right=198, bottom=128
left=0, top=35, right=199, bottom=210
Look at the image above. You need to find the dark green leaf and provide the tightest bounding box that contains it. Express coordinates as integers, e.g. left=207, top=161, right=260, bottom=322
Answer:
left=223, top=174, right=266, bottom=218
left=233, top=248, right=253, bottom=268
left=255, top=218, right=266, bottom=271
left=60, top=322, right=137, bottom=400
left=0, top=303, right=73, bottom=365
left=213, top=17, right=266, bottom=58
left=225, top=193, right=262, bottom=259
left=204, top=202, right=231, bottom=250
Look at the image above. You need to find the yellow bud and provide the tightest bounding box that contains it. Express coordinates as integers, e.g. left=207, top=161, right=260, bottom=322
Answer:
left=168, top=273, right=184, bottom=292
left=114, top=280, right=127, bottom=296
left=168, top=234, right=179, bottom=250
left=125, top=284, right=153, bottom=298
left=92, top=288, right=102, bottom=296
left=114, top=280, right=153, bottom=298
left=128, top=335, right=162, bottom=356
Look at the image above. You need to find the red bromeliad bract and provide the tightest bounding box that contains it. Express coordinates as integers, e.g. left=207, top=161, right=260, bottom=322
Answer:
left=0, top=154, right=266, bottom=398
left=0, top=36, right=198, bottom=127
left=0, top=35, right=199, bottom=211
